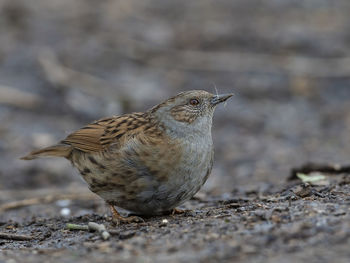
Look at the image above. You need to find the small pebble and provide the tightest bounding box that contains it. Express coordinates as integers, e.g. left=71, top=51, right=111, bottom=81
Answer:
left=159, top=219, right=169, bottom=227
left=60, top=208, right=71, bottom=216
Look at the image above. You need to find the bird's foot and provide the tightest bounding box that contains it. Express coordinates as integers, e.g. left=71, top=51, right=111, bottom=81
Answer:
left=108, top=204, right=144, bottom=225
left=171, top=208, right=188, bottom=215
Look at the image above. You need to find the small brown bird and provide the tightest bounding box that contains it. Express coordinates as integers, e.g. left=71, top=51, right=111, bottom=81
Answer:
left=21, top=90, right=232, bottom=223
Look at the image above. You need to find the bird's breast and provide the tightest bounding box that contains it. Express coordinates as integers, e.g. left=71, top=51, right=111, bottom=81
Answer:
left=160, top=134, right=213, bottom=195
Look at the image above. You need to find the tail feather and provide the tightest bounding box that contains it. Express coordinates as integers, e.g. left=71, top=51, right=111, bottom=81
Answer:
left=20, top=144, right=72, bottom=160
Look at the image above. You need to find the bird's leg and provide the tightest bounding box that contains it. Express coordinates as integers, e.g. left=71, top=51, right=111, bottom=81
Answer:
left=108, top=204, right=144, bottom=224
left=171, top=208, right=186, bottom=215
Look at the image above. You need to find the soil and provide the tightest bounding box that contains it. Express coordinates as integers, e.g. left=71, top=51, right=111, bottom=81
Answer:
left=1, top=175, right=350, bottom=263
left=1, top=0, right=350, bottom=262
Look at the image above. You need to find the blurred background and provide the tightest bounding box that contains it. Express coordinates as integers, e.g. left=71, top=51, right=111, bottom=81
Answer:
left=1, top=0, right=350, bottom=197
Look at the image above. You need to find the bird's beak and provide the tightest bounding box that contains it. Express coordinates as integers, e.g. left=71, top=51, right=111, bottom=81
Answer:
left=211, top=94, right=233, bottom=106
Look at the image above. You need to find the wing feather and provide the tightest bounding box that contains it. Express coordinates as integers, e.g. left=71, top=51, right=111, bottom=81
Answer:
left=61, top=113, right=148, bottom=153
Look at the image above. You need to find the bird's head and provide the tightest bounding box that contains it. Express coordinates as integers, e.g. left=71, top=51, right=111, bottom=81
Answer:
left=150, top=90, right=233, bottom=136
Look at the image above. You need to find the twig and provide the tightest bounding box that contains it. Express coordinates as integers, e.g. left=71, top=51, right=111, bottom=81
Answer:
left=0, top=85, right=43, bottom=109
left=66, top=223, right=89, bottom=231
left=66, top=222, right=111, bottom=240
left=38, top=49, right=129, bottom=101
left=0, top=232, right=35, bottom=241
left=88, top=222, right=111, bottom=240
left=0, top=193, right=97, bottom=213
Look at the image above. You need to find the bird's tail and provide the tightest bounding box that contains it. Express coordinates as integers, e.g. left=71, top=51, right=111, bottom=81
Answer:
left=20, top=144, right=72, bottom=160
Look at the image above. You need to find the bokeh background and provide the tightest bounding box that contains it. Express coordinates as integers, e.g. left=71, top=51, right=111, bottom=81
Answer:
left=1, top=0, right=350, bottom=196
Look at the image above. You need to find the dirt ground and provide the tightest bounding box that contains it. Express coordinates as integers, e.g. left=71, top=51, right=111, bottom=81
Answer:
left=1, top=0, right=350, bottom=262
left=1, top=173, right=350, bottom=263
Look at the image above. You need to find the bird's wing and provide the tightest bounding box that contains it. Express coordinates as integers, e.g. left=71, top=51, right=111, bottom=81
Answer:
left=61, top=112, right=149, bottom=153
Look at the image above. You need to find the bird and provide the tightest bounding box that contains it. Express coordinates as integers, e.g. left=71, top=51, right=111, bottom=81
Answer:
left=21, top=90, right=233, bottom=223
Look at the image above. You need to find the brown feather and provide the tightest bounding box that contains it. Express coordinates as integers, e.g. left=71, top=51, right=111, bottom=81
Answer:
left=61, top=113, right=150, bottom=153
left=20, top=144, right=72, bottom=160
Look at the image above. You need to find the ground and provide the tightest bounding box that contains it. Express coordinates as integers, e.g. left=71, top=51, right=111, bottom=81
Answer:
left=1, top=0, right=350, bottom=262
left=1, top=172, right=350, bottom=263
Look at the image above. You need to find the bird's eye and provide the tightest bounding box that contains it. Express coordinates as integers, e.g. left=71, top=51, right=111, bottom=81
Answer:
left=189, top=98, right=200, bottom=106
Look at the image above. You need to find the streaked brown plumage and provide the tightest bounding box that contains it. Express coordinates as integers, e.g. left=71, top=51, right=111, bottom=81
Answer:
left=21, top=90, right=232, bottom=223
